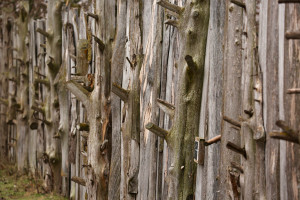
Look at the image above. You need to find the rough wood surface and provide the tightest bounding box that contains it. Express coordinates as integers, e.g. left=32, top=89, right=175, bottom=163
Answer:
left=264, top=1, right=280, bottom=199
left=1, top=0, right=300, bottom=199
left=283, top=4, right=300, bottom=199
left=219, top=1, right=243, bottom=199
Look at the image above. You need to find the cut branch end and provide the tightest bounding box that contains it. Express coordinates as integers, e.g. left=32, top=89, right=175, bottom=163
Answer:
left=157, top=0, right=183, bottom=14
left=71, top=176, right=86, bottom=186
left=112, top=82, right=129, bottom=102
left=92, top=35, right=105, bottom=52
left=145, top=122, right=168, bottom=139
left=226, top=142, right=247, bottom=159
left=36, top=28, right=51, bottom=38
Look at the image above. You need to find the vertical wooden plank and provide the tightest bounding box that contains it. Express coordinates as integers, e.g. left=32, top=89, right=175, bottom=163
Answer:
left=254, top=1, right=267, bottom=199
left=0, top=9, right=9, bottom=162
left=265, top=1, right=280, bottom=199
left=138, top=0, right=164, bottom=199
left=195, top=0, right=225, bottom=199
left=219, top=1, right=243, bottom=199
left=36, top=20, right=46, bottom=179
left=278, top=3, right=288, bottom=200
left=109, top=1, right=127, bottom=199
left=283, top=4, right=300, bottom=199
left=161, top=0, right=180, bottom=197
left=28, top=19, right=37, bottom=175
left=16, top=0, right=30, bottom=174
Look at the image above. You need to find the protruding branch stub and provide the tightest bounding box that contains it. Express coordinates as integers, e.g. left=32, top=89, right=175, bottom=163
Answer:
left=276, top=120, right=297, bottom=135
left=34, top=78, right=50, bottom=88
left=231, top=162, right=244, bottom=173
left=230, top=0, right=246, bottom=9
left=269, top=132, right=299, bottom=144
left=66, top=80, right=90, bottom=106
left=269, top=120, right=299, bottom=144
left=86, top=12, right=99, bottom=21
left=35, top=71, right=47, bottom=78
left=278, top=0, right=300, bottom=3
left=0, top=98, right=8, bottom=106
left=157, top=98, right=175, bottom=118
left=205, top=135, right=221, bottom=146
left=185, top=55, right=197, bottom=71
left=80, top=132, right=89, bottom=139
left=285, top=31, right=300, bottom=39
left=34, top=116, right=52, bottom=126
left=100, top=140, right=108, bottom=152
left=31, top=105, right=45, bottom=116
left=40, top=43, right=46, bottom=49
left=53, top=133, right=61, bottom=139
left=165, top=19, right=179, bottom=28
left=92, top=35, right=105, bottom=52
left=71, top=176, right=86, bottom=186
left=287, top=88, right=300, bottom=94
left=47, top=56, right=59, bottom=73
left=145, top=122, right=168, bottom=139
left=244, top=109, right=254, bottom=117
left=226, top=142, right=247, bottom=159
left=194, top=135, right=221, bottom=165
left=126, top=57, right=134, bottom=69
left=76, top=123, right=90, bottom=131
left=8, top=78, right=17, bottom=83
left=223, top=116, right=241, bottom=128
left=36, top=28, right=51, bottom=38
left=111, top=82, right=129, bottom=102
left=69, top=54, right=76, bottom=61
left=157, top=0, right=183, bottom=14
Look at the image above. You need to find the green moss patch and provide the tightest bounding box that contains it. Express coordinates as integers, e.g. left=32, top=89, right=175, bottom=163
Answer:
left=0, top=164, right=67, bottom=200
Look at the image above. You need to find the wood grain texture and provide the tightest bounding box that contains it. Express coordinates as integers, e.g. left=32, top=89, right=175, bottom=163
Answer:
left=218, top=1, right=243, bottom=199
left=265, top=1, right=280, bottom=199
left=283, top=4, right=300, bottom=199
